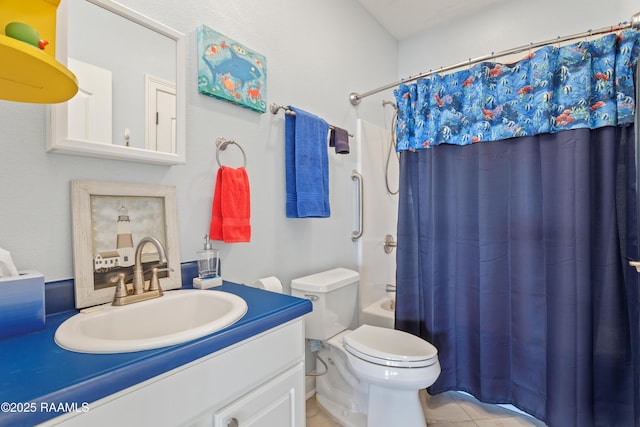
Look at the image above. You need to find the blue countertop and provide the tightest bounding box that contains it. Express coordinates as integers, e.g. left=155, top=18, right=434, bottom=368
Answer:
left=0, top=282, right=312, bottom=427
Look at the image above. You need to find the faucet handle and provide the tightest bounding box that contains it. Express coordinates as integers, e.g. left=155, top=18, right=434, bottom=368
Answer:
left=113, top=273, right=129, bottom=300
left=149, top=267, right=174, bottom=293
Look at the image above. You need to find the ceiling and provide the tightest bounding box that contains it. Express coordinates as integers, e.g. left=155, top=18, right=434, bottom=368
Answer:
left=356, top=0, right=510, bottom=40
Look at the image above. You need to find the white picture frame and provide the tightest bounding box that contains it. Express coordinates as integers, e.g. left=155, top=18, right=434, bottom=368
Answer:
left=71, top=180, right=182, bottom=308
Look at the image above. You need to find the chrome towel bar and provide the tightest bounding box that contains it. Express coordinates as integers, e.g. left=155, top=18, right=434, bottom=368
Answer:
left=270, top=102, right=354, bottom=137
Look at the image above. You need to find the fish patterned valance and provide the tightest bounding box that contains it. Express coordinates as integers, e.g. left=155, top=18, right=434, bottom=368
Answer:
left=394, top=30, right=640, bottom=151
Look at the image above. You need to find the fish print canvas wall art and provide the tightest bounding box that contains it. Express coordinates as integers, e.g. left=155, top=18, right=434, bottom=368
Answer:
left=197, top=25, right=267, bottom=113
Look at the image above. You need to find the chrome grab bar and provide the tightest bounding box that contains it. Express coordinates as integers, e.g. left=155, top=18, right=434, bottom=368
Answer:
left=351, top=170, right=363, bottom=241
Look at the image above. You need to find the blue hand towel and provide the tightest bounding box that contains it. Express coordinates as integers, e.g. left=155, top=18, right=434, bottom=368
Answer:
left=285, top=106, right=330, bottom=218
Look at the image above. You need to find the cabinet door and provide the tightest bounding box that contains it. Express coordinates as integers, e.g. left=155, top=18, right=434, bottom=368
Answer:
left=213, top=363, right=304, bottom=427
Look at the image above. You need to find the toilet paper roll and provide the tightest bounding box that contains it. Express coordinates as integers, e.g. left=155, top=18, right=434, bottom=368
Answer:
left=253, top=276, right=283, bottom=293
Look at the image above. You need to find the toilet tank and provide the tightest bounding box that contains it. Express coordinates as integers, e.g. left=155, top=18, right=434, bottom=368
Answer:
left=291, top=268, right=359, bottom=340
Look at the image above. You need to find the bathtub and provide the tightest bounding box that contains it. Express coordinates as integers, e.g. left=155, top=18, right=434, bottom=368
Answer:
left=361, top=293, right=395, bottom=329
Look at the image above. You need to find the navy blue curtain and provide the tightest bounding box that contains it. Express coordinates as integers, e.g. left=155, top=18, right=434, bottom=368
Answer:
left=395, top=126, right=640, bottom=426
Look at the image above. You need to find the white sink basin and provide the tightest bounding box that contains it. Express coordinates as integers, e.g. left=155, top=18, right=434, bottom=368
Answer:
left=55, top=289, right=248, bottom=354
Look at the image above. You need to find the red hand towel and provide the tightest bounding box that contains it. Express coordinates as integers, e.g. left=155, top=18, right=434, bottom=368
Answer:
left=209, top=168, right=224, bottom=241
left=209, top=166, right=251, bottom=243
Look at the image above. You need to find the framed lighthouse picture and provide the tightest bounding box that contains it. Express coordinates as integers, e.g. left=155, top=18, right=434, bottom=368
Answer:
left=71, top=180, right=182, bottom=308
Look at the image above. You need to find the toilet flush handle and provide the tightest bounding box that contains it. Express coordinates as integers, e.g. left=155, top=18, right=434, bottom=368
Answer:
left=304, top=294, right=319, bottom=302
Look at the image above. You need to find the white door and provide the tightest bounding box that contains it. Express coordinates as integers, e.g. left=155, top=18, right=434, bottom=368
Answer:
left=67, top=58, right=112, bottom=144
left=145, top=75, right=176, bottom=153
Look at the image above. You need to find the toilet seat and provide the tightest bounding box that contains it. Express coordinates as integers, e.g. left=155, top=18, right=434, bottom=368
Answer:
left=343, top=324, right=438, bottom=368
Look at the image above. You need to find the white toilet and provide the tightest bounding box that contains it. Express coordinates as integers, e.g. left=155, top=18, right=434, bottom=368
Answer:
left=291, top=268, right=440, bottom=427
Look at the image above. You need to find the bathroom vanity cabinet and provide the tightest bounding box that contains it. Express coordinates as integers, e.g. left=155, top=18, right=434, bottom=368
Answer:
left=39, top=319, right=305, bottom=426
left=0, top=283, right=311, bottom=427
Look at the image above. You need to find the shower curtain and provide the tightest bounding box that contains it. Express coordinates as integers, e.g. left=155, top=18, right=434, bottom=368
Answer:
left=394, top=30, right=640, bottom=427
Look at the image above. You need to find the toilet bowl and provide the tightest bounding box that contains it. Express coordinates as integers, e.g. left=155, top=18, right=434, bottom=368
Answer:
left=291, top=268, right=440, bottom=427
left=343, top=325, right=440, bottom=427
left=315, top=331, right=369, bottom=427
left=344, top=324, right=440, bottom=383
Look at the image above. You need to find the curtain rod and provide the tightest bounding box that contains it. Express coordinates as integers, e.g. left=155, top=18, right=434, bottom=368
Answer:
left=349, top=12, right=640, bottom=106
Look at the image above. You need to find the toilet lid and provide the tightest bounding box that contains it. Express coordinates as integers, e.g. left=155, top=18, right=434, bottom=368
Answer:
left=343, top=324, right=438, bottom=368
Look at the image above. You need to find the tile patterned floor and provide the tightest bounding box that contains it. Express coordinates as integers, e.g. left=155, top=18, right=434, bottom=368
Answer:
left=306, top=390, right=547, bottom=427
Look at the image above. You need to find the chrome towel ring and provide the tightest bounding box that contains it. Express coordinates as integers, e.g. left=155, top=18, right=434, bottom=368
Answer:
left=216, top=137, right=247, bottom=168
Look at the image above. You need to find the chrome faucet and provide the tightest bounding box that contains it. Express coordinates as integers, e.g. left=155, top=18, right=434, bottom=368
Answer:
left=112, top=236, right=172, bottom=306
left=132, top=237, right=168, bottom=294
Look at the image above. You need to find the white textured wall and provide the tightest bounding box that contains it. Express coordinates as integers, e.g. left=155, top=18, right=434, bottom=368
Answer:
left=399, top=0, right=639, bottom=79
left=0, top=0, right=397, bottom=291
left=4, top=0, right=629, bottom=294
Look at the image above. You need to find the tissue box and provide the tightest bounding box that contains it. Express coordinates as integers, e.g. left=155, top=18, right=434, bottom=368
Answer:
left=0, top=271, right=45, bottom=340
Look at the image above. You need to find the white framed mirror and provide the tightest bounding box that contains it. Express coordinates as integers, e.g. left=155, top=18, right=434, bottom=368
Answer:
left=47, top=0, right=186, bottom=165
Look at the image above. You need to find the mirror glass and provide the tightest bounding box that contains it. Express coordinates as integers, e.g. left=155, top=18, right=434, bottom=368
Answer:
left=47, top=0, right=186, bottom=165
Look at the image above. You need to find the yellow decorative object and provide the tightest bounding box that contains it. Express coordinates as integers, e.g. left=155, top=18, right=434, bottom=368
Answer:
left=0, top=0, right=78, bottom=103
left=5, top=22, right=49, bottom=49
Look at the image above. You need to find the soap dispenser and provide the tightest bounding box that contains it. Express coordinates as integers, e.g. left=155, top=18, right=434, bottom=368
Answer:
left=193, top=234, right=222, bottom=289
